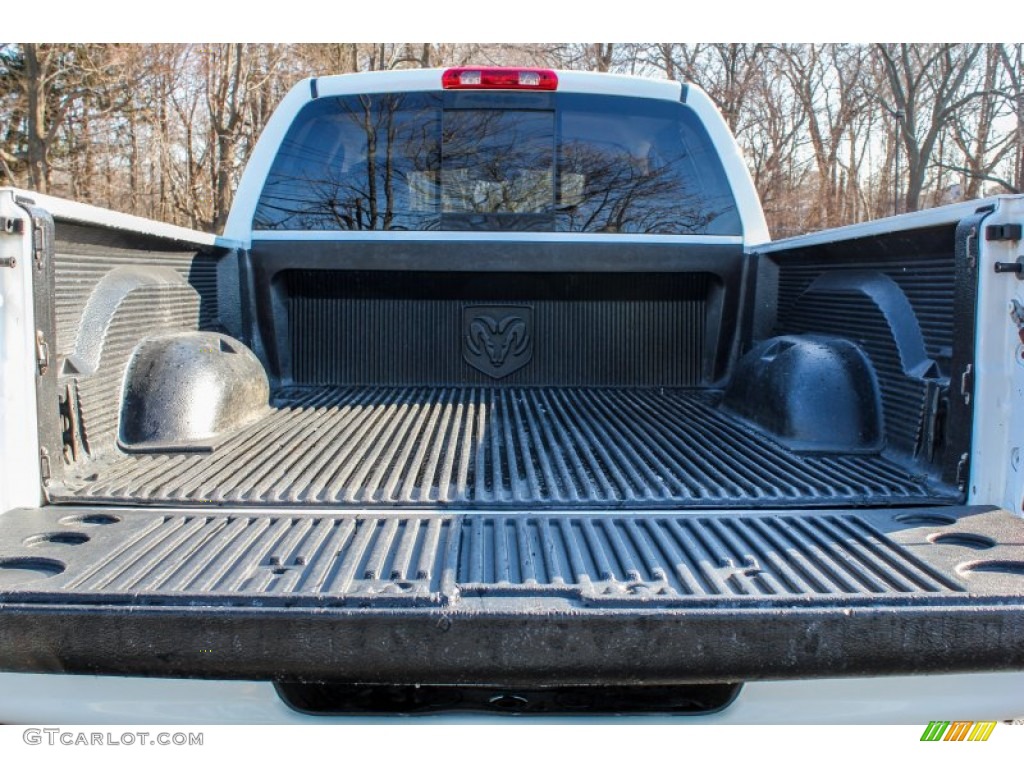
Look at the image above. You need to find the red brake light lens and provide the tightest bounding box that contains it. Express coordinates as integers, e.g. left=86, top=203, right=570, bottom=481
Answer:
left=442, top=67, right=558, bottom=91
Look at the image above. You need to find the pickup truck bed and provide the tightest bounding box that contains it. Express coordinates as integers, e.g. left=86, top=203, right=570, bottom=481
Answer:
left=39, top=227, right=964, bottom=512
left=53, top=384, right=941, bottom=508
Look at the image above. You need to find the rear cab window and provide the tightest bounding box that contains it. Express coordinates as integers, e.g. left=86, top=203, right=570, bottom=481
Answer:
left=254, top=91, right=742, bottom=235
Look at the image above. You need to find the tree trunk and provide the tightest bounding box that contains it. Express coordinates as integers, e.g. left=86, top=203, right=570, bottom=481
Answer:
left=592, top=44, right=614, bottom=72
left=23, top=44, right=50, bottom=194
left=213, top=132, right=235, bottom=232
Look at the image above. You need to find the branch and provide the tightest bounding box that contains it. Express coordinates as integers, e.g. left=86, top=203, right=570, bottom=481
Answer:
left=0, top=148, right=18, bottom=183
left=938, top=88, right=1009, bottom=122
left=996, top=44, right=1023, bottom=90
left=932, top=161, right=1019, bottom=193
left=875, top=44, right=909, bottom=114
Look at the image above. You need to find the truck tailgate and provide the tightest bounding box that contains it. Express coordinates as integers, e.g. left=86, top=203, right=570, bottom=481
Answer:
left=1, top=504, right=1022, bottom=684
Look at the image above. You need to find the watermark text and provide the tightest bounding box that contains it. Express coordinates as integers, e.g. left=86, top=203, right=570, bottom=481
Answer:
left=23, top=729, right=203, bottom=747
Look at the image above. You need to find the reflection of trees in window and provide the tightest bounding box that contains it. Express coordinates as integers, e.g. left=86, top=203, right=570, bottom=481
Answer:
left=558, top=142, right=718, bottom=233
left=254, top=91, right=740, bottom=234
left=441, top=110, right=554, bottom=214
left=254, top=93, right=441, bottom=230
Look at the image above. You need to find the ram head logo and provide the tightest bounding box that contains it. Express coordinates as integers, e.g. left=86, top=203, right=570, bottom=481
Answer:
left=462, top=306, right=534, bottom=379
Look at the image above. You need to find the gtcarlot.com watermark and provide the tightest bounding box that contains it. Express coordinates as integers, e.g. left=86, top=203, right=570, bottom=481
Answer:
left=23, top=729, right=203, bottom=747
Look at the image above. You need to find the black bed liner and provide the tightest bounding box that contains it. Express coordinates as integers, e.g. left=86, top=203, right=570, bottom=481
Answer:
left=50, top=386, right=950, bottom=509
left=1, top=504, right=1023, bottom=683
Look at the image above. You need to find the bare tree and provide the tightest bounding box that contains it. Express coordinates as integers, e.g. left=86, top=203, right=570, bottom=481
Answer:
left=1, top=43, right=1019, bottom=235
left=744, top=56, right=811, bottom=238
left=940, top=44, right=1016, bottom=197
left=1002, top=44, right=1024, bottom=192
left=874, top=43, right=986, bottom=212
left=779, top=44, right=868, bottom=228
left=657, top=44, right=768, bottom=135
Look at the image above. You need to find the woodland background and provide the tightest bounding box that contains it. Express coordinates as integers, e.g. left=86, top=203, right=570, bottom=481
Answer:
left=1, top=43, right=1022, bottom=238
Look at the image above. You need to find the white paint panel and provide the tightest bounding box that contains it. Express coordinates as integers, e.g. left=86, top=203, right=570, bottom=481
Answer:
left=0, top=670, right=1020, bottom=724
left=968, top=196, right=1024, bottom=513
left=553, top=70, right=681, bottom=100
left=315, top=68, right=443, bottom=97
left=0, top=191, right=42, bottom=512
left=0, top=187, right=232, bottom=249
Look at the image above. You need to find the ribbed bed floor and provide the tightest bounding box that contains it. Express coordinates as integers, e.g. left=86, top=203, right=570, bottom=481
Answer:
left=53, top=387, right=946, bottom=508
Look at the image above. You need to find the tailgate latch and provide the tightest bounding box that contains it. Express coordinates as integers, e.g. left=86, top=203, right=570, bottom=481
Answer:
left=0, top=216, right=25, bottom=235
left=959, top=363, right=973, bottom=405
left=956, top=453, right=970, bottom=491
left=35, top=330, right=50, bottom=375
left=986, top=223, right=1023, bottom=242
